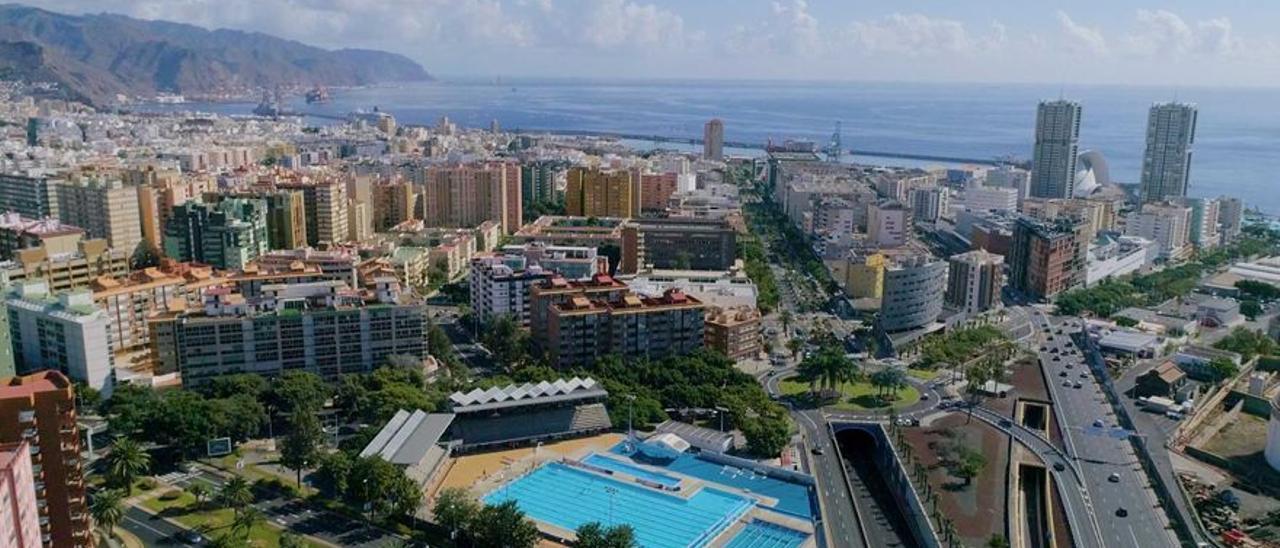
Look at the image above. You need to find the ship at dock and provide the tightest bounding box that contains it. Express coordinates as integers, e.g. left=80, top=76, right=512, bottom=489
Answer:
left=305, top=86, right=330, bottom=104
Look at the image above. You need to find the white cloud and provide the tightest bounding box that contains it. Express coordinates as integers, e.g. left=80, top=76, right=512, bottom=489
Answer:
left=1122, top=10, right=1243, bottom=58
left=725, top=0, right=822, bottom=56
left=844, top=14, right=1005, bottom=56
left=1056, top=11, right=1108, bottom=55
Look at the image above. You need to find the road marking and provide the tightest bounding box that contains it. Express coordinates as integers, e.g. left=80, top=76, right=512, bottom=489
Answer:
left=123, top=514, right=192, bottom=546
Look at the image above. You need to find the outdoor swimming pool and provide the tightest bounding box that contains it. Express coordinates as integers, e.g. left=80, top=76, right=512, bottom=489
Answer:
left=725, top=520, right=810, bottom=548
left=611, top=443, right=815, bottom=519
left=582, top=453, right=682, bottom=488
left=484, top=462, right=752, bottom=547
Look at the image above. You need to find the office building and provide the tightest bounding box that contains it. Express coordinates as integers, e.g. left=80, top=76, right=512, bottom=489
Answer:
left=1140, top=102, right=1198, bottom=203
left=704, top=306, right=762, bottom=361
left=163, top=199, right=269, bottom=270
left=703, top=118, right=724, bottom=161
left=0, top=440, right=40, bottom=548
left=0, top=372, right=90, bottom=548
left=0, top=172, right=59, bottom=220
left=1125, top=202, right=1192, bottom=261
left=945, top=250, right=1004, bottom=315
left=418, top=164, right=519, bottom=233
left=1030, top=100, right=1083, bottom=199
left=1009, top=217, right=1087, bottom=301
left=880, top=255, right=947, bottom=332
left=54, top=179, right=142, bottom=255
left=565, top=167, right=639, bottom=219
left=956, top=186, right=1019, bottom=213
left=624, top=217, right=737, bottom=272
left=469, top=253, right=553, bottom=327
left=0, top=240, right=129, bottom=294
left=277, top=180, right=349, bottom=246
left=149, top=279, right=427, bottom=386
left=7, top=282, right=116, bottom=397
left=868, top=201, right=911, bottom=248
left=545, top=287, right=705, bottom=368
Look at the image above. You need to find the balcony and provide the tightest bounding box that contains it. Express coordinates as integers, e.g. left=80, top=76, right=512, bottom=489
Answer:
left=21, top=427, right=37, bottom=439
left=19, top=409, right=36, bottom=423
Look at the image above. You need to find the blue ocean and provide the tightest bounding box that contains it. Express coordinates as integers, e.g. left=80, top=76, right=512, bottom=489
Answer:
left=143, top=79, right=1280, bottom=214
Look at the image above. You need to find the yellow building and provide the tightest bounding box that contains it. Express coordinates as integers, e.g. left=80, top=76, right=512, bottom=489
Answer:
left=565, top=167, right=640, bottom=218
left=830, top=253, right=886, bottom=299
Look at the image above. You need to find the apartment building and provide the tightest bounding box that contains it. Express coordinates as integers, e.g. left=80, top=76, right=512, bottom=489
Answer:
left=0, top=372, right=91, bottom=548
left=565, top=167, right=639, bottom=218
left=0, top=214, right=84, bottom=261
left=546, top=288, right=705, bottom=368
left=1009, top=217, right=1088, bottom=301
left=54, top=179, right=142, bottom=255
left=469, top=254, right=553, bottom=327
left=704, top=306, right=762, bottom=361
left=1, top=240, right=129, bottom=294
left=945, top=249, right=1005, bottom=315
left=149, top=279, right=428, bottom=386
left=0, top=440, right=41, bottom=548
left=7, top=282, right=116, bottom=397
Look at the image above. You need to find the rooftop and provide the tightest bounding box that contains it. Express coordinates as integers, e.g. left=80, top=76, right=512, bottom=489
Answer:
left=448, top=377, right=607, bottom=413
left=359, top=410, right=455, bottom=466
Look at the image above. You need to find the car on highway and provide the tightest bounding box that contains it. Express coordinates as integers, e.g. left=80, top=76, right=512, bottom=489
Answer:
left=1053, top=462, right=1066, bottom=472
left=1080, top=372, right=1089, bottom=378
left=811, top=447, right=825, bottom=455
left=1052, top=356, right=1060, bottom=362
left=921, top=393, right=930, bottom=400
left=999, top=419, right=1013, bottom=427
left=1115, top=507, right=1128, bottom=518
left=1065, top=363, right=1073, bottom=369
left=1108, top=472, right=1121, bottom=483
left=179, top=530, right=207, bottom=545
left=1059, top=371, right=1068, bottom=377
left=1062, top=380, right=1072, bottom=387
left=1073, top=381, right=1082, bottom=389
left=1093, top=419, right=1105, bottom=428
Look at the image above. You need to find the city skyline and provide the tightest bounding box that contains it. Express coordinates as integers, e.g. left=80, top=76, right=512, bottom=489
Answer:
left=28, top=1, right=1280, bottom=87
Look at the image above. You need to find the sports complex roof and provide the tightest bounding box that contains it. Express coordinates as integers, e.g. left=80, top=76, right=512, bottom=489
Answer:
left=447, top=377, right=608, bottom=413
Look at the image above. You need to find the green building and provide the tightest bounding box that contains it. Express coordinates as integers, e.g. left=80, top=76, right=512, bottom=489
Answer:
left=163, top=199, right=269, bottom=269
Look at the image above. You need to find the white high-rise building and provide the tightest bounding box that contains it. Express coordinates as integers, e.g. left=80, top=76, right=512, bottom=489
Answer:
left=1030, top=100, right=1083, bottom=199
left=6, top=282, right=115, bottom=396
left=909, top=186, right=949, bottom=224
left=1141, top=102, right=1198, bottom=203
left=957, top=186, right=1019, bottom=213
left=469, top=254, right=552, bottom=327
left=867, top=201, right=911, bottom=248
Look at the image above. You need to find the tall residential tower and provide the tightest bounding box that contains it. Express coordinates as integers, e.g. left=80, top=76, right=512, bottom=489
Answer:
left=1140, top=102, right=1198, bottom=203
left=1030, top=100, right=1083, bottom=199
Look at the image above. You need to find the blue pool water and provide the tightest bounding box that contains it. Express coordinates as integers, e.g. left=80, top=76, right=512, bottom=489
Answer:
left=725, top=520, right=810, bottom=548
left=612, top=444, right=815, bottom=520
left=582, top=453, right=682, bottom=488
left=484, top=463, right=752, bottom=548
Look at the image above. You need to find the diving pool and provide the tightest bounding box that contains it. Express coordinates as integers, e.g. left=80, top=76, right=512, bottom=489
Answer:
left=725, top=520, right=810, bottom=548
left=612, top=443, right=815, bottom=520
left=484, top=462, right=752, bottom=548
left=582, top=453, right=682, bottom=488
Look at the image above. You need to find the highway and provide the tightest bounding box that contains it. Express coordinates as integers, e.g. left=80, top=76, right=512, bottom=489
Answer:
left=1028, top=310, right=1179, bottom=548
left=793, top=409, right=868, bottom=548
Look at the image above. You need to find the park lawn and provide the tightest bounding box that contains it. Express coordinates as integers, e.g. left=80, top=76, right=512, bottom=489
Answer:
left=140, top=489, right=317, bottom=547
left=907, top=368, right=939, bottom=381
left=780, top=379, right=920, bottom=411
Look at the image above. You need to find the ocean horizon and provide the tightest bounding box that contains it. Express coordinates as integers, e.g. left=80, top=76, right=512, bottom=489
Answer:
left=140, top=78, right=1280, bottom=214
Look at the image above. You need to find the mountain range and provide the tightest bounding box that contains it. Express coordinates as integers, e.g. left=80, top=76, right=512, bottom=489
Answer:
left=0, top=3, right=431, bottom=106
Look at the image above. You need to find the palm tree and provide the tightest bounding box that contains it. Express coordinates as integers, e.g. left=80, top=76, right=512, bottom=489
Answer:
left=217, top=477, right=253, bottom=513
left=279, top=533, right=306, bottom=548
left=231, top=507, right=264, bottom=540
left=188, top=483, right=210, bottom=509
left=90, top=488, right=125, bottom=541
left=106, top=437, right=150, bottom=494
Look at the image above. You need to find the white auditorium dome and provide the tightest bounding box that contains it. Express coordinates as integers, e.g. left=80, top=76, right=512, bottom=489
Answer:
left=1073, top=150, right=1110, bottom=198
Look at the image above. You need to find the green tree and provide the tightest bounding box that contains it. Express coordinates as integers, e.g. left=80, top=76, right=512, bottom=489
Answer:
left=483, top=316, right=532, bottom=371
left=575, top=522, right=638, bottom=548
left=987, top=534, right=1011, bottom=548
left=427, top=322, right=460, bottom=368
left=472, top=500, right=539, bottom=548
left=271, top=370, right=330, bottom=415
left=957, top=449, right=986, bottom=486
left=1208, top=357, right=1241, bottom=383
left=231, top=507, right=264, bottom=540
left=198, top=374, right=269, bottom=400
left=218, top=477, right=254, bottom=512
left=312, top=451, right=354, bottom=499
left=130, top=239, right=161, bottom=270
left=90, top=488, right=125, bottom=540
left=433, top=487, right=480, bottom=539
left=106, top=437, right=150, bottom=493
left=280, top=411, right=323, bottom=486
left=1242, top=299, right=1263, bottom=320
left=742, top=414, right=791, bottom=458
left=351, top=456, right=421, bottom=518
left=279, top=532, right=306, bottom=548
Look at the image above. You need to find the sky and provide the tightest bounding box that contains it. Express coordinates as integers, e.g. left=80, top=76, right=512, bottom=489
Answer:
left=32, top=0, right=1280, bottom=87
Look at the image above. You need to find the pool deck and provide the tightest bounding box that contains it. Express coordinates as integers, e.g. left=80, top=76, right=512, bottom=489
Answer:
left=433, top=433, right=625, bottom=498
left=481, top=444, right=816, bottom=547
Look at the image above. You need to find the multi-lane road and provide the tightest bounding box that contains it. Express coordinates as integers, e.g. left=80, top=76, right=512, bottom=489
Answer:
left=1028, top=309, right=1179, bottom=548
